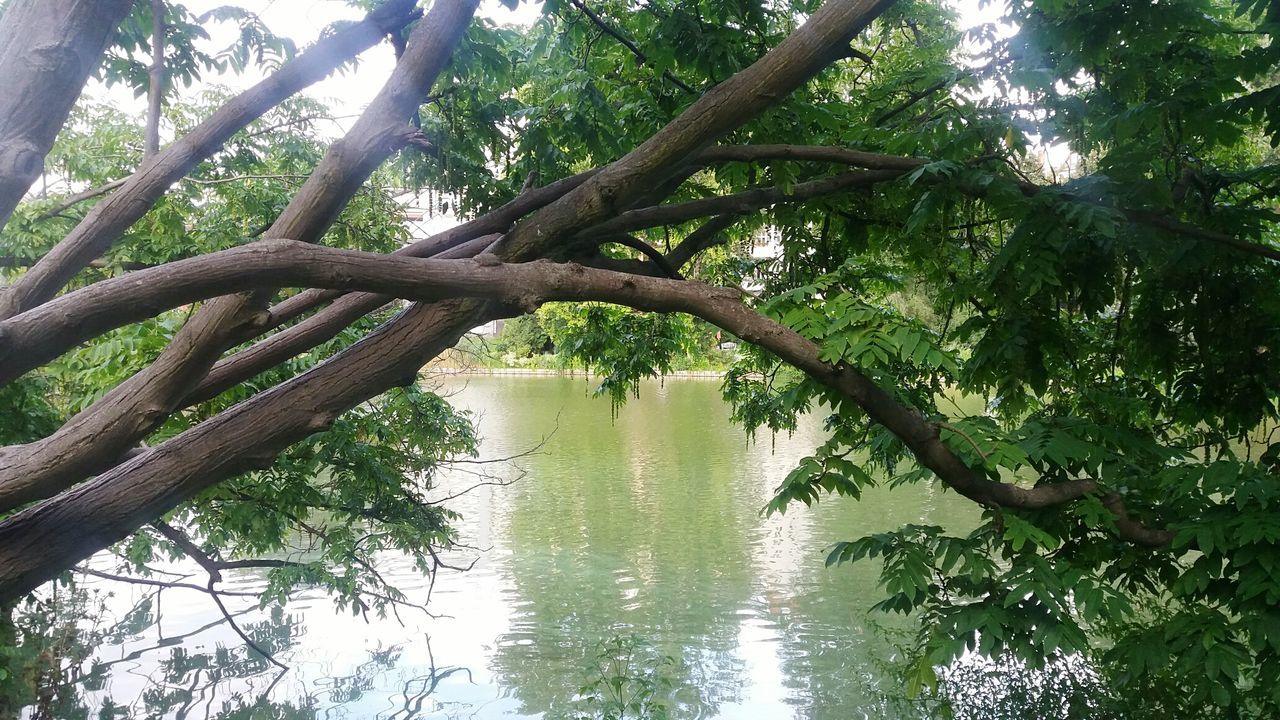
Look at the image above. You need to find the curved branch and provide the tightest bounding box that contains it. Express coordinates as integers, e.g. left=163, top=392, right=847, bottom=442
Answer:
left=0, top=0, right=423, bottom=319
left=0, top=247, right=1170, bottom=546
left=0, top=0, right=908, bottom=601
left=193, top=213, right=731, bottom=409
left=493, top=0, right=897, bottom=261
left=0, top=0, right=481, bottom=530
left=588, top=168, right=906, bottom=236
left=0, top=165, right=904, bottom=389
left=0, top=0, right=134, bottom=233
left=600, top=234, right=683, bottom=278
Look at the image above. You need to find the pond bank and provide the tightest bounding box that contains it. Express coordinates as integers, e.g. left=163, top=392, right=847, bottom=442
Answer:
left=423, top=366, right=726, bottom=378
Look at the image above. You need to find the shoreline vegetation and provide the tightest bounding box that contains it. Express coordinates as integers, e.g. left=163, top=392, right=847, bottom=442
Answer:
left=428, top=333, right=736, bottom=377
left=425, top=366, right=728, bottom=378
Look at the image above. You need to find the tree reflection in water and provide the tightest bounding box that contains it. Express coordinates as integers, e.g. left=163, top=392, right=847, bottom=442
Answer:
left=10, top=582, right=469, bottom=720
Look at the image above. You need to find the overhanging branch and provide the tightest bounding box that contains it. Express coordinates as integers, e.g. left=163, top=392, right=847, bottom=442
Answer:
left=0, top=250, right=1172, bottom=602
left=0, top=0, right=423, bottom=319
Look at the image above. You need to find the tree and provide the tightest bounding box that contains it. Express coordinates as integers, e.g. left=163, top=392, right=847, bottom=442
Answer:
left=0, top=0, right=1277, bottom=715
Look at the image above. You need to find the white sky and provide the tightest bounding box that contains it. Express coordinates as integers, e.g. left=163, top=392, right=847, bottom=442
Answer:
left=74, top=0, right=1042, bottom=234
left=94, top=0, right=1009, bottom=138
left=83, top=0, right=1074, bottom=227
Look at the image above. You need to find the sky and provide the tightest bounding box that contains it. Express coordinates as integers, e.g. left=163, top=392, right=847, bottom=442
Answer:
left=81, top=0, right=1071, bottom=229
left=95, top=0, right=1012, bottom=138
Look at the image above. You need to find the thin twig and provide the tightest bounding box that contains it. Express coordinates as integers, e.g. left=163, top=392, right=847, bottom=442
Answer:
left=206, top=576, right=289, bottom=671
left=935, top=421, right=989, bottom=463
left=566, top=0, right=696, bottom=94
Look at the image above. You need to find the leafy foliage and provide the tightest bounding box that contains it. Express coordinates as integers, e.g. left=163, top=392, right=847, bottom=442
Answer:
left=2, top=0, right=1280, bottom=715
left=562, top=635, right=677, bottom=720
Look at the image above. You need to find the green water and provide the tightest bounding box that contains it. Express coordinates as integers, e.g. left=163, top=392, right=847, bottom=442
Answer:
left=70, top=375, right=978, bottom=719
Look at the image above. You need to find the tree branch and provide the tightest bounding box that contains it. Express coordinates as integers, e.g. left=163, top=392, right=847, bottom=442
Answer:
left=566, top=0, right=696, bottom=94
left=206, top=575, right=289, bottom=670
left=588, top=168, right=905, bottom=237
left=152, top=520, right=222, bottom=581
left=0, top=0, right=902, bottom=603
left=32, top=178, right=130, bottom=221
left=0, top=249, right=1173, bottom=602
left=600, top=235, right=683, bottom=279
left=0, top=0, right=423, bottom=319
left=145, top=0, right=167, bottom=157
left=0, top=166, right=904, bottom=391
left=874, top=77, right=950, bottom=126
left=0, top=245, right=1171, bottom=542
left=0, top=0, right=480, bottom=523
left=0, top=0, right=134, bottom=233
left=75, top=566, right=259, bottom=597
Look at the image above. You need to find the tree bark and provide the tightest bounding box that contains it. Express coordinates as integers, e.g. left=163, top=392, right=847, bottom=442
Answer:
left=145, top=0, right=166, bottom=158
left=0, top=0, right=478, bottom=511
left=0, top=0, right=423, bottom=319
left=0, top=166, right=903, bottom=385
left=0, top=247, right=1172, bottom=601
left=0, top=0, right=899, bottom=600
left=494, top=0, right=897, bottom=261
left=0, top=0, right=134, bottom=233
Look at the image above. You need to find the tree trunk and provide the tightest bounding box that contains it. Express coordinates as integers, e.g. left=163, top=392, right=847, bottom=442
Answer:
left=0, top=0, right=896, bottom=603
left=0, top=0, right=422, bottom=319
left=0, top=0, right=134, bottom=233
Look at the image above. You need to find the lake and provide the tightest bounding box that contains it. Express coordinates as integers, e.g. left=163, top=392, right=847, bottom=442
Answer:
left=59, top=375, right=977, bottom=719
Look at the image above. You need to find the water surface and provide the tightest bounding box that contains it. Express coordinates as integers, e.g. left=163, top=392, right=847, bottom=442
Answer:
left=69, top=375, right=977, bottom=719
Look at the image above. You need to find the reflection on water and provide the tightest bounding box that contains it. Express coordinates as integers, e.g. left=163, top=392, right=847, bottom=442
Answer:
left=41, top=376, right=977, bottom=719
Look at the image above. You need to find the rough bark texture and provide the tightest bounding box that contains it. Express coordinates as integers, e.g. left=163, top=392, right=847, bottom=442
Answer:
left=0, top=163, right=901, bottom=386
left=0, top=0, right=134, bottom=233
left=0, top=298, right=488, bottom=603
left=0, top=0, right=477, bottom=513
left=495, top=0, right=898, bottom=261
left=0, top=0, right=422, bottom=319
left=0, top=246, right=1168, bottom=601
left=0, top=0, right=898, bottom=602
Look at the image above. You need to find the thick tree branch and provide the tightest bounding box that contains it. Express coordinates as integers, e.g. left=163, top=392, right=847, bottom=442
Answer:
left=0, top=249, right=1172, bottom=601
left=0, top=239, right=1109, bottom=534
left=0, top=165, right=899, bottom=391
left=0, top=0, right=479, bottom=517
left=494, top=0, right=897, bottom=261
left=0, top=0, right=134, bottom=233
left=247, top=168, right=600, bottom=336
left=184, top=233, right=499, bottom=406
left=0, top=0, right=901, bottom=602
left=190, top=211, right=732, bottom=409
left=0, top=243, right=1167, bottom=536
left=0, top=0, right=423, bottom=319
left=175, top=148, right=904, bottom=399
left=226, top=144, right=914, bottom=353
